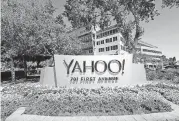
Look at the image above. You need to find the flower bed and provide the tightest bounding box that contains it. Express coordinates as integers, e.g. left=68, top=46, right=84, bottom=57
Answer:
left=1, top=82, right=173, bottom=121
left=144, top=83, right=179, bottom=105
left=23, top=87, right=172, bottom=116
left=146, top=69, right=179, bottom=83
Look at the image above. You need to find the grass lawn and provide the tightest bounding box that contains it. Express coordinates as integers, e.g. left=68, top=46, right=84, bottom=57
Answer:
left=2, top=79, right=179, bottom=121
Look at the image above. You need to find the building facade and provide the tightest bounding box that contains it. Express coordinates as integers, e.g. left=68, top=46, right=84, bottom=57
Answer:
left=67, top=25, right=100, bottom=55
left=93, top=25, right=128, bottom=55
left=68, top=25, right=163, bottom=69
left=68, top=25, right=128, bottom=55
left=136, top=40, right=163, bottom=69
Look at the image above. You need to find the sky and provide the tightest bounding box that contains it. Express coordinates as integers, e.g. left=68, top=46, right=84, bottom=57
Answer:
left=52, top=0, right=179, bottom=60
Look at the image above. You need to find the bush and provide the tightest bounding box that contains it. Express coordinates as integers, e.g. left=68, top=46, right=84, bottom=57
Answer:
left=146, top=69, right=179, bottom=82
left=23, top=87, right=172, bottom=116
left=1, top=82, right=175, bottom=120
left=146, top=70, right=156, bottom=80
left=144, top=83, right=179, bottom=105
left=173, top=77, right=179, bottom=84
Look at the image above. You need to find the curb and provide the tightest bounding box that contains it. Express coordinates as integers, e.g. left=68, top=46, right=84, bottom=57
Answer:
left=5, top=103, right=179, bottom=121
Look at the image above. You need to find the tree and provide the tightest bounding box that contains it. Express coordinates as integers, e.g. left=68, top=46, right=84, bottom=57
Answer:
left=1, top=0, right=86, bottom=82
left=63, top=0, right=179, bottom=54
left=63, top=0, right=159, bottom=53
left=162, top=0, right=179, bottom=8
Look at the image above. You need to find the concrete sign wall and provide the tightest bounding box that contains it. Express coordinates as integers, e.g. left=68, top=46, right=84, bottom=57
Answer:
left=40, top=54, right=147, bottom=88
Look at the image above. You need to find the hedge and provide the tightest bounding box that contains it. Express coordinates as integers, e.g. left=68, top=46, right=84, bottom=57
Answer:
left=1, top=82, right=173, bottom=121
left=146, top=69, right=179, bottom=83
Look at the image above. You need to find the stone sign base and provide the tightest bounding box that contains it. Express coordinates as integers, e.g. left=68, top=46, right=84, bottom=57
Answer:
left=40, top=64, right=147, bottom=88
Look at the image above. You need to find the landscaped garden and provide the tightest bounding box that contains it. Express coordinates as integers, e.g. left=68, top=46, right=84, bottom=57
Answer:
left=1, top=77, right=179, bottom=121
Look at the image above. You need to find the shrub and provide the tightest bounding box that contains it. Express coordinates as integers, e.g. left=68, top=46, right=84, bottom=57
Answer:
left=173, top=77, right=179, bottom=84
left=146, top=70, right=156, bottom=80
left=146, top=69, right=179, bottom=82
left=1, top=82, right=175, bottom=120
left=144, top=83, right=179, bottom=105
left=23, top=85, right=172, bottom=116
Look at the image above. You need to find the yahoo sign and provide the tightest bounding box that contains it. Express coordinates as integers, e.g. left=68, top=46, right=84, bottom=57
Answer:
left=63, top=59, right=125, bottom=75
left=40, top=55, right=147, bottom=88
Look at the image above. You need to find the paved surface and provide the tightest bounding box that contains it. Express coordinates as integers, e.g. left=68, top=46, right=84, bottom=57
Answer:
left=5, top=95, right=179, bottom=121
left=5, top=107, right=179, bottom=121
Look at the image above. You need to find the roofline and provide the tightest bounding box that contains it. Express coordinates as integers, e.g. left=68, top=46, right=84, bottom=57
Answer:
left=96, top=25, right=118, bottom=34
left=138, top=40, right=158, bottom=48
left=68, top=24, right=118, bottom=34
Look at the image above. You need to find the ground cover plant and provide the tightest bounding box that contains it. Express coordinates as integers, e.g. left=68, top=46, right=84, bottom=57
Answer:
left=1, top=81, right=175, bottom=121
left=146, top=68, right=179, bottom=84
left=143, top=83, right=179, bottom=105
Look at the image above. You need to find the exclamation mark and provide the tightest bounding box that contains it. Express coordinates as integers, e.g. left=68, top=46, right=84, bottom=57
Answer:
left=122, top=59, right=125, bottom=75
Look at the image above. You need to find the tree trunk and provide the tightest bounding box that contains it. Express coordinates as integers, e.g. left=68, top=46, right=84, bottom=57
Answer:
left=23, top=56, right=28, bottom=81
left=10, top=57, right=16, bottom=83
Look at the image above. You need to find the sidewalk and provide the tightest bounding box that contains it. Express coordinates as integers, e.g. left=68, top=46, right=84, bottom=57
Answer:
left=5, top=107, right=179, bottom=121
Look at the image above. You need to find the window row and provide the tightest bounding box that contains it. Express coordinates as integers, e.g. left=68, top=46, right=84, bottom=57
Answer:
left=96, top=28, right=119, bottom=39
left=143, top=49, right=162, bottom=54
left=99, top=45, right=118, bottom=52
left=96, top=36, right=118, bottom=45
left=99, top=48, right=105, bottom=52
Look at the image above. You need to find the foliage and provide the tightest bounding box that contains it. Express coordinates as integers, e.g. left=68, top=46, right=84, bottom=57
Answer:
left=1, top=82, right=173, bottom=121
left=146, top=69, right=179, bottom=83
left=1, top=0, right=84, bottom=62
left=1, top=0, right=53, bottom=58
left=63, top=0, right=160, bottom=52
left=144, top=83, right=179, bottom=105
left=162, top=0, right=179, bottom=8
left=1, top=0, right=86, bottom=82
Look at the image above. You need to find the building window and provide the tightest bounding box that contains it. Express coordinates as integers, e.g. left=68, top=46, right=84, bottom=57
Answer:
left=143, top=49, right=162, bottom=54
left=99, top=48, right=104, bottom=52
left=110, top=38, right=112, bottom=42
left=113, top=36, right=117, bottom=41
left=111, top=45, right=118, bottom=50
left=96, top=28, right=120, bottom=39
left=106, top=39, right=109, bottom=43
left=107, top=31, right=110, bottom=36
left=105, top=32, right=107, bottom=36
left=115, top=45, right=118, bottom=50
left=110, top=30, right=113, bottom=34
left=113, top=29, right=116, bottom=34
left=102, top=33, right=105, bottom=37
left=97, top=41, right=100, bottom=45
left=101, top=40, right=104, bottom=44
left=106, top=47, right=110, bottom=51
left=93, top=41, right=95, bottom=46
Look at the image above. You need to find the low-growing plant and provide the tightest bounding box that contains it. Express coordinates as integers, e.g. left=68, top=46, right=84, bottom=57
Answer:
left=146, top=68, right=179, bottom=82
left=1, top=82, right=176, bottom=121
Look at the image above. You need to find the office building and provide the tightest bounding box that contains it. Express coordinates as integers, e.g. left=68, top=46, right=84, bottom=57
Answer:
left=68, top=25, right=163, bottom=69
